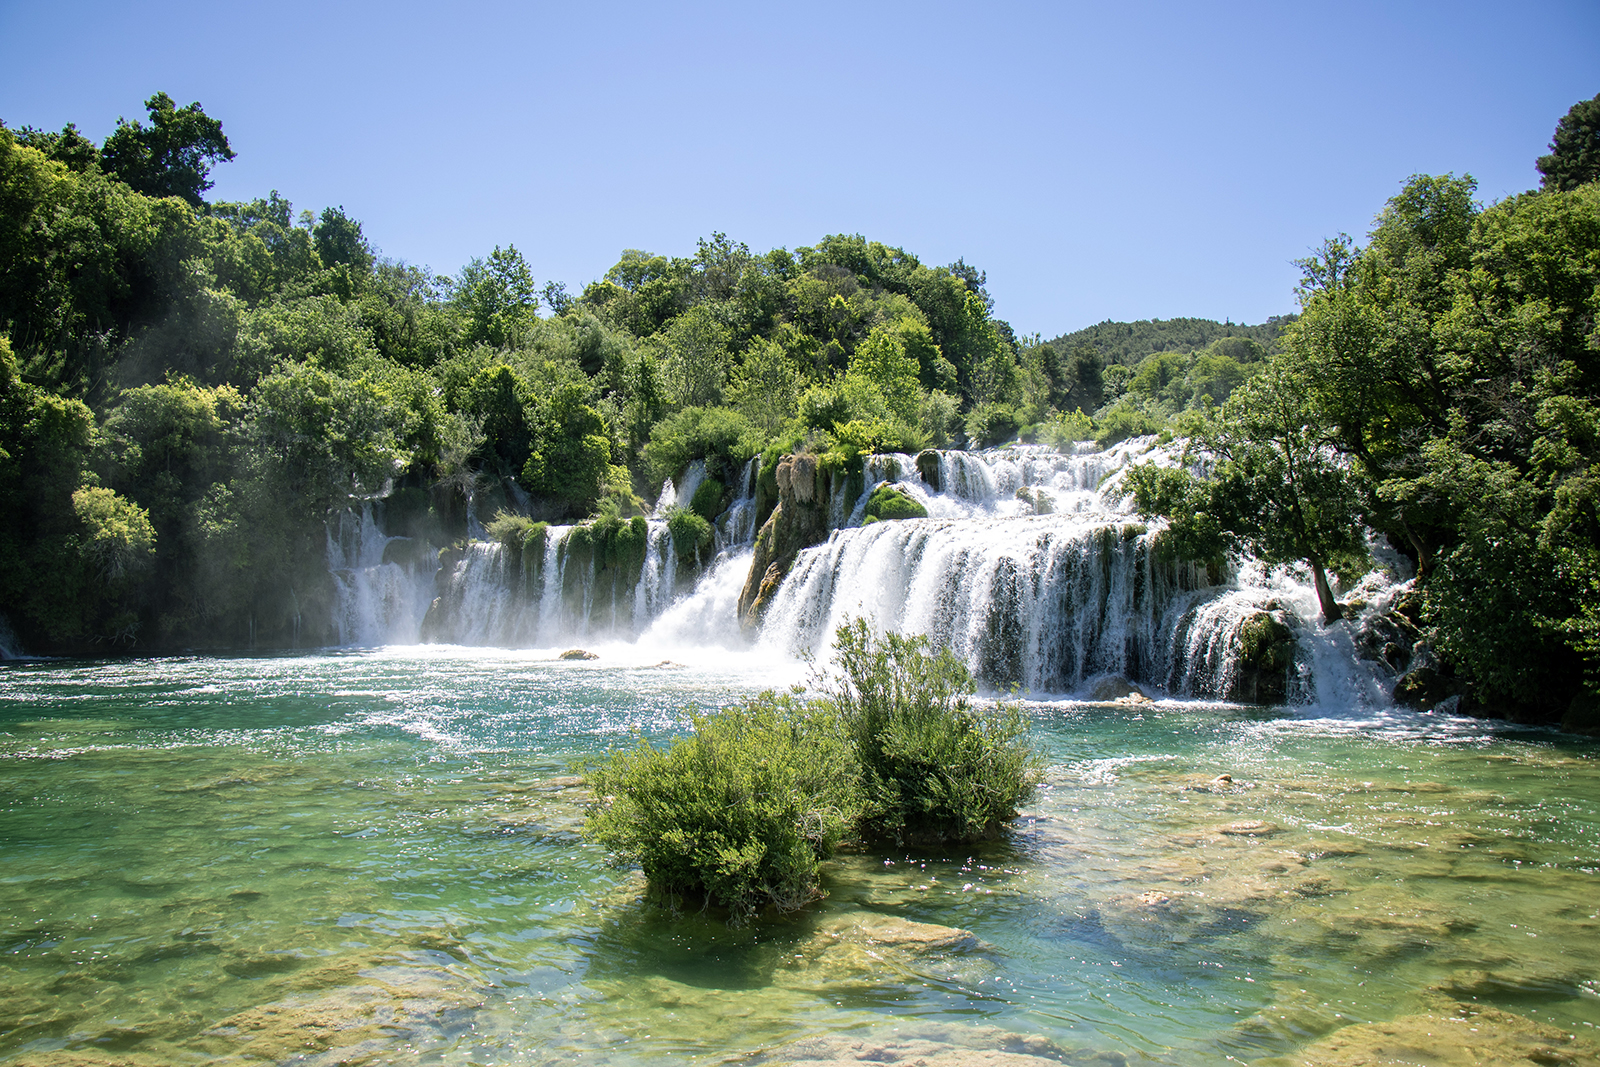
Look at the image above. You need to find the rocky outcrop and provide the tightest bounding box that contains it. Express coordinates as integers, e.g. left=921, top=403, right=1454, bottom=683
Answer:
left=737, top=454, right=833, bottom=629
left=915, top=449, right=942, bottom=492
left=1227, top=610, right=1296, bottom=704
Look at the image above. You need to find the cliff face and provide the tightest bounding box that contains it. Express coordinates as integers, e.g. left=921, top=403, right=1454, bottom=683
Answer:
left=737, top=454, right=832, bottom=630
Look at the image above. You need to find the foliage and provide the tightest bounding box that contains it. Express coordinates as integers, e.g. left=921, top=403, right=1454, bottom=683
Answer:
left=1037, top=409, right=1094, bottom=448
left=690, top=477, right=724, bottom=522
left=1537, top=93, right=1600, bottom=192
left=665, top=506, right=714, bottom=565
left=1124, top=359, right=1366, bottom=622
left=863, top=485, right=928, bottom=522
left=642, top=406, right=760, bottom=486
left=100, top=92, right=235, bottom=206
left=582, top=693, right=860, bottom=923
left=449, top=245, right=540, bottom=349
left=963, top=401, right=1019, bottom=448
left=821, top=620, right=1040, bottom=845
left=71, top=486, right=156, bottom=581
left=522, top=381, right=615, bottom=517
left=1093, top=398, right=1162, bottom=447
left=1046, top=316, right=1286, bottom=369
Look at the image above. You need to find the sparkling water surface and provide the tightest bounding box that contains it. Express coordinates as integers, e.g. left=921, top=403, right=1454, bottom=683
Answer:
left=3, top=648, right=1598, bottom=1066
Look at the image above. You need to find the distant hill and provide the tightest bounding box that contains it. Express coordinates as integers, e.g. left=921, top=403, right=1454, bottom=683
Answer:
left=1047, top=315, right=1294, bottom=367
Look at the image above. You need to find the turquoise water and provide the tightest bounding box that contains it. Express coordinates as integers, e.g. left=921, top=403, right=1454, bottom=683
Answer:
left=2, top=649, right=1598, bottom=1066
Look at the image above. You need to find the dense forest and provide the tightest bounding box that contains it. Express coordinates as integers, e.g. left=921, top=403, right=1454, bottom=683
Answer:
left=2, top=92, right=1597, bottom=723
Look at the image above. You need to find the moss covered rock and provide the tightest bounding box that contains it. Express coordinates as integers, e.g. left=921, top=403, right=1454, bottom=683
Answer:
left=1227, top=611, right=1296, bottom=705
left=864, top=485, right=928, bottom=522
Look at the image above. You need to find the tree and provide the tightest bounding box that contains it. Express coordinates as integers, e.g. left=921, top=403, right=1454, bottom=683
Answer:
left=313, top=206, right=374, bottom=273
left=845, top=319, right=923, bottom=424
left=450, top=245, right=539, bottom=348
left=523, top=381, right=614, bottom=515
left=1125, top=359, right=1365, bottom=624
left=100, top=92, right=235, bottom=205
left=658, top=305, right=730, bottom=408
left=12, top=122, right=100, bottom=172
left=1537, top=93, right=1600, bottom=192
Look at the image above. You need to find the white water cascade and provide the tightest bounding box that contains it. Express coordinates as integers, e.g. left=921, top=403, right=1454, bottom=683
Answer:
left=326, top=505, right=439, bottom=646
left=325, top=439, right=1407, bottom=709
left=759, top=438, right=1405, bottom=708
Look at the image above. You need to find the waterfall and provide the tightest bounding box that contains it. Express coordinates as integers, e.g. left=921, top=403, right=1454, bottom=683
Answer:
left=716, top=458, right=761, bottom=550
left=322, top=441, right=1406, bottom=710
left=755, top=439, right=1404, bottom=705
left=757, top=514, right=1219, bottom=693
left=326, top=505, right=437, bottom=646
left=0, top=615, right=21, bottom=660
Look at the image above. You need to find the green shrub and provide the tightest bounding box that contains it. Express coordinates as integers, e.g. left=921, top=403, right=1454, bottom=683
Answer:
left=1038, top=409, right=1094, bottom=449
left=486, top=510, right=539, bottom=559
left=585, top=503, right=651, bottom=571
left=690, top=477, right=724, bottom=522
left=642, top=406, right=761, bottom=485
left=821, top=619, right=1041, bottom=846
left=582, top=694, right=860, bottom=924
left=964, top=402, right=1020, bottom=448
left=665, top=505, right=713, bottom=564
left=1093, top=398, right=1164, bottom=448
left=863, top=485, right=928, bottom=522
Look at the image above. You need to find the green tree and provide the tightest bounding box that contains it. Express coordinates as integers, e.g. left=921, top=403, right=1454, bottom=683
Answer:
left=725, top=337, right=800, bottom=435
left=313, top=205, right=374, bottom=273
left=523, top=381, right=614, bottom=516
left=659, top=305, right=731, bottom=408
left=451, top=245, right=539, bottom=348
left=1125, top=359, right=1365, bottom=623
left=845, top=319, right=924, bottom=424
left=100, top=92, right=235, bottom=205
left=1537, top=92, right=1600, bottom=192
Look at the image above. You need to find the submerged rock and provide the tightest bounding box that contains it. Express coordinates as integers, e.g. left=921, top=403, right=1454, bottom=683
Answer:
left=810, top=911, right=983, bottom=953
left=1084, top=676, right=1148, bottom=702
left=738, top=1022, right=1124, bottom=1067
left=1255, top=1002, right=1600, bottom=1067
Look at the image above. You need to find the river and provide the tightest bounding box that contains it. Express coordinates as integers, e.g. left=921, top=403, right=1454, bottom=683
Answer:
left=3, top=647, right=1597, bottom=1066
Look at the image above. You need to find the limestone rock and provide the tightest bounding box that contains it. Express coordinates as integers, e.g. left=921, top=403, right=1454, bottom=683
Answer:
left=740, top=1022, right=1125, bottom=1067
left=737, top=454, right=834, bottom=629
left=559, top=648, right=598, bottom=660
left=916, top=449, right=942, bottom=492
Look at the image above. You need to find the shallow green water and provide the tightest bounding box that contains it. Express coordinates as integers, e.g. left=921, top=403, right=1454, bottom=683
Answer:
left=2, top=649, right=1597, bottom=1066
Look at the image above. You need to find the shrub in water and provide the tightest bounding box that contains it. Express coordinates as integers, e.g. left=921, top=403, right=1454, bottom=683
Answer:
left=690, top=477, right=724, bottom=522
left=664, top=505, right=713, bottom=565
left=863, top=485, right=928, bottom=522
left=822, top=619, right=1041, bottom=845
left=583, top=694, right=859, bottom=923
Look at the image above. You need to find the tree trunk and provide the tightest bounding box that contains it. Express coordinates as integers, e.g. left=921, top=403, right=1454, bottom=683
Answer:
left=1309, top=559, right=1343, bottom=624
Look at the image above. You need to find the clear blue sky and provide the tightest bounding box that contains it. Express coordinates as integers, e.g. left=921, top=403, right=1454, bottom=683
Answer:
left=4, top=0, right=1596, bottom=339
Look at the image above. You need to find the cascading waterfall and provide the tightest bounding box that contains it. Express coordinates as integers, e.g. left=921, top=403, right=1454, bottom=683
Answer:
left=326, top=505, right=438, bottom=646
left=715, top=458, right=761, bottom=550
left=760, top=438, right=1404, bottom=706
left=757, top=512, right=1218, bottom=694
left=325, top=439, right=1405, bottom=709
